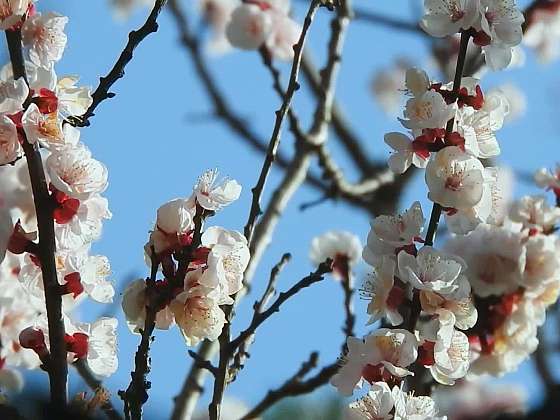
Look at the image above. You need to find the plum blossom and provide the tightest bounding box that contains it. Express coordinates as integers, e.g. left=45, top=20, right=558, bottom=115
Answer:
left=420, top=0, right=479, bottom=38
left=384, top=132, right=429, bottom=174
left=406, top=67, right=431, bottom=97
left=46, top=143, right=108, bottom=200
left=0, top=77, right=29, bottom=114
left=398, top=247, right=465, bottom=295
left=78, top=317, right=118, bottom=377
left=425, top=310, right=470, bottom=385
left=149, top=198, right=195, bottom=254
left=445, top=223, right=526, bottom=297
left=392, top=386, right=445, bottom=419
left=22, top=12, right=68, bottom=69
left=197, top=0, right=237, bottom=54
left=478, top=0, right=525, bottom=70
left=21, top=103, right=65, bottom=150
left=509, top=195, right=560, bottom=233
left=363, top=257, right=404, bottom=326
left=425, top=146, right=486, bottom=210
left=199, top=226, right=250, bottom=302
left=121, top=279, right=175, bottom=333
left=348, top=382, right=394, bottom=420
left=309, top=230, right=361, bottom=279
left=399, top=90, right=456, bottom=130
left=331, top=331, right=417, bottom=397
left=72, top=255, right=115, bottom=303
left=226, top=0, right=301, bottom=60
left=193, top=169, right=241, bottom=211
left=0, top=0, right=31, bottom=30
left=0, top=114, right=19, bottom=165
left=171, top=292, right=226, bottom=347
left=524, top=5, right=560, bottom=63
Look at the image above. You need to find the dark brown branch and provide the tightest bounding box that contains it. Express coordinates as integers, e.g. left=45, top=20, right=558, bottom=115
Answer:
left=339, top=260, right=355, bottom=346
left=243, top=1, right=321, bottom=244
left=67, top=0, right=168, bottom=127
left=228, top=259, right=333, bottom=354
left=240, top=357, right=339, bottom=420
left=424, top=30, right=471, bottom=247
left=5, top=28, right=68, bottom=411
left=74, top=360, right=123, bottom=420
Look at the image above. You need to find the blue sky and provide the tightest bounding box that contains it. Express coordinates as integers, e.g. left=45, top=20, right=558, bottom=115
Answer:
left=19, top=0, right=560, bottom=417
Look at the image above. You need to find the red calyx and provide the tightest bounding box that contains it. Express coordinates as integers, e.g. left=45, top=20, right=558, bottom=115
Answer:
left=395, top=243, right=417, bottom=257
left=65, top=333, right=89, bottom=359
left=418, top=341, right=436, bottom=366
left=7, top=221, right=37, bottom=255
left=244, top=0, right=272, bottom=11
left=386, top=284, right=405, bottom=310
left=50, top=184, right=80, bottom=224
left=62, top=272, right=84, bottom=298
left=32, top=89, right=58, bottom=114
left=191, top=247, right=211, bottom=266
left=442, top=206, right=458, bottom=216
left=472, top=30, right=492, bottom=47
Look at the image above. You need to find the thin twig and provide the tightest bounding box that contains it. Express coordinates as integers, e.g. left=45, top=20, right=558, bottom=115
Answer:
left=5, top=28, right=68, bottom=411
left=339, top=260, right=355, bottom=347
left=67, top=0, right=168, bottom=127
left=244, top=0, right=322, bottom=244
left=229, top=259, right=333, bottom=353
left=74, top=360, right=123, bottom=420
left=240, top=358, right=339, bottom=420
left=228, top=253, right=292, bottom=382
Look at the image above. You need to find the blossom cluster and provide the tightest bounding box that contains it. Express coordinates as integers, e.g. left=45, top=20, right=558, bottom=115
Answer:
left=111, top=0, right=302, bottom=60
left=122, top=169, right=246, bottom=347
left=0, top=1, right=117, bottom=391
left=421, top=0, right=525, bottom=70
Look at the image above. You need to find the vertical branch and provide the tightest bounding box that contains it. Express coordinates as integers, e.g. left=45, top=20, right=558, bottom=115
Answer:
left=5, top=28, right=68, bottom=410
left=423, top=30, right=471, bottom=247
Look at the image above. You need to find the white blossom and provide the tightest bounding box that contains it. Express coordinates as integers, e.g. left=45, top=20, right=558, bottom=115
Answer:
left=398, top=246, right=465, bottom=295
left=22, top=12, right=68, bottom=69
left=399, top=90, right=456, bottom=130
left=46, top=143, right=108, bottom=200
left=348, top=382, right=394, bottom=420
left=385, top=132, right=429, bottom=174
left=425, top=146, right=486, bottom=210
left=421, top=0, right=479, bottom=38
left=193, top=169, right=241, bottom=211
left=82, top=317, right=118, bottom=377
left=0, top=114, right=19, bottom=165
left=364, top=256, right=404, bottom=326
left=309, top=230, right=361, bottom=279
left=0, top=0, right=31, bottom=30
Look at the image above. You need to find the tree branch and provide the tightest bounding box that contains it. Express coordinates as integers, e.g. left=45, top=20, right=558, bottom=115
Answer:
left=5, top=28, right=68, bottom=412
left=67, top=0, right=168, bottom=127
left=74, top=360, right=123, bottom=420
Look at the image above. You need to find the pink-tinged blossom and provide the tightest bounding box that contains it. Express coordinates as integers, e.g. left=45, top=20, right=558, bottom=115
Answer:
left=372, top=201, right=425, bottom=248
left=0, top=77, right=29, bottom=114
left=22, top=12, right=68, bottom=69
left=421, top=0, right=479, bottom=38
left=121, top=279, right=175, bottom=333
left=534, top=165, right=560, bottom=193
left=425, top=310, right=470, bottom=385
left=478, top=0, right=525, bottom=70
left=348, top=382, right=394, bottom=420
left=197, top=0, right=237, bottom=54
left=199, top=226, right=250, bottom=302
left=385, top=132, right=429, bottom=174
left=77, top=317, right=118, bottom=377
left=445, top=223, right=526, bottom=297
left=0, top=114, right=19, bottom=165
left=150, top=198, right=195, bottom=254
left=509, top=195, right=560, bottom=233
left=398, top=246, right=465, bottom=296
left=193, top=169, right=241, bottom=211
left=425, top=146, right=485, bottom=211
left=171, top=271, right=226, bottom=346
left=399, top=90, right=456, bottom=130
left=21, top=103, right=64, bottom=150
left=332, top=331, right=417, bottom=397
left=363, top=256, right=405, bottom=326
left=309, top=230, right=361, bottom=279
left=46, top=143, right=108, bottom=200
left=226, top=3, right=273, bottom=50
left=392, top=386, right=445, bottom=419
left=0, top=0, right=31, bottom=30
